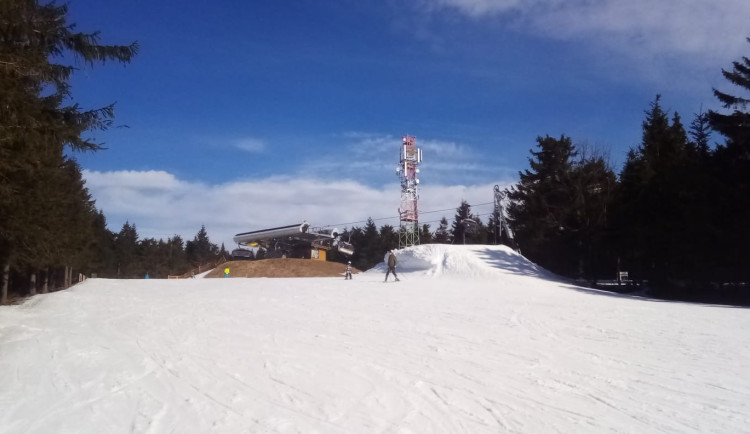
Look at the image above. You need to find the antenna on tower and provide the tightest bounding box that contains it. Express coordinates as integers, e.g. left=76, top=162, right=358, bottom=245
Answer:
left=396, top=135, right=422, bottom=248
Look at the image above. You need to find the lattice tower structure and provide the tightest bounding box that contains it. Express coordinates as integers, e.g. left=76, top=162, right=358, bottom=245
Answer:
left=397, top=135, right=422, bottom=248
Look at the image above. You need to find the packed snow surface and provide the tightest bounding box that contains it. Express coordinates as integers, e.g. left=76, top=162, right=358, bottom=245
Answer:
left=2, top=245, right=749, bottom=433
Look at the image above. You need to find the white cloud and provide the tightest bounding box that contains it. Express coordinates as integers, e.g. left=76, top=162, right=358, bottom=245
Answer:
left=530, top=1, right=749, bottom=60
left=83, top=170, right=184, bottom=190
left=422, top=0, right=548, bottom=17
left=420, top=138, right=477, bottom=160
left=83, top=170, right=513, bottom=249
left=300, top=132, right=514, bottom=185
left=420, top=0, right=750, bottom=80
left=233, top=137, right=265, bottom=153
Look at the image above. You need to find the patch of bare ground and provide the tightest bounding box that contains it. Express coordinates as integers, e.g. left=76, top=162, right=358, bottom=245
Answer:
left=205, top=258, right=361, bottom=278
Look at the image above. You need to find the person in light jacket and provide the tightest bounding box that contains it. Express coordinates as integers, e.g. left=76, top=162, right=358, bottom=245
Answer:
left=345, top=261, right=353, bottom=280
left=385, top=250, right=399, bottom=282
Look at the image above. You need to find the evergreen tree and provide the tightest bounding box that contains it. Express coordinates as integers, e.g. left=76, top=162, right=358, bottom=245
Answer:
left=433, top=217, right=450, bottom=244
left=166, top=235, right=189, bottom=275
left=506, top=137, right=614, bottom=279
left=51, top=158, right=102, bottom=284
left=89, top=210, right=117, bottom=277
left=450, top=201, right=478, bottom=244
left=360, top=218, right=382, bottom=268
left=348, top=218, right=381, bottom=270
left=138, top=238, right=158, bottom=278
left=114, top=222, right=139, bottom=278
left=568, top=149, right=616, bottom=280
left=706, top=37, right=750, bottom=284
left=0, top=0, right=137, bottom=301
left=679, top=111, right=717, bottom=285
left=506, top=135, right=578, bottom=275
left=218, top=243, right=229, bottom=261
left=689, top=109, right=712, bottom=157
left=420, top=223, right=433, bottom=244
left=186, top=225, right=219, bottom=266
left=614, top=96, right=692, bottom=286
left=379, top=225, right=398, bottom=252
left=708, top=37, right=750, bottom=153
left=364, top=219, right=382, bottom=265
left=347, top=226, right=365, bottom=269
left=472, top=218, right=488, bottom=245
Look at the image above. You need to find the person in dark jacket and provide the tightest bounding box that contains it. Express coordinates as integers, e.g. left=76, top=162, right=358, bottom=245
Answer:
left=385, top=250, right=399, bottom=282
left=345, top=261, right=353, bottom=280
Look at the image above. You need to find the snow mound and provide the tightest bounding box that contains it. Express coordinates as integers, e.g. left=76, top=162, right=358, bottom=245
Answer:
left=369, top=244, right=557, bottom=280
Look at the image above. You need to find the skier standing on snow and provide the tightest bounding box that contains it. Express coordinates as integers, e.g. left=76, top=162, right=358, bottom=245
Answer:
left=385, top=250, right=399, bottom=282
left=345, top=261, right=353, bottom=280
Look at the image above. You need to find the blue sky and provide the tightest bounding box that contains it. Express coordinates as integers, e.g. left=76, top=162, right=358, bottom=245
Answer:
left=65, top=0, right=750, bottom=247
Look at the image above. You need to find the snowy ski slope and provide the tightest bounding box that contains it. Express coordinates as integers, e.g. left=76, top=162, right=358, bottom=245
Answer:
left=1, top=245, right=749, bottom=433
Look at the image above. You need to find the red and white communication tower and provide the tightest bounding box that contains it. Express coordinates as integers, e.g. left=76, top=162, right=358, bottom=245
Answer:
left=396, top=135, right=423, bottom=248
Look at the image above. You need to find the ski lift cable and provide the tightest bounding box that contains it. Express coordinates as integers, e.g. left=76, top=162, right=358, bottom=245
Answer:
left=419, top=211, right=495, bottom=226
left=320, top=202, right=495, bottom=229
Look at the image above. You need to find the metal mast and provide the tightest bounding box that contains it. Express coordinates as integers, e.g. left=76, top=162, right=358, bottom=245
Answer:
left=493, top=185, right=515, bottom=247
left=396, top=135, right=422, bottom=248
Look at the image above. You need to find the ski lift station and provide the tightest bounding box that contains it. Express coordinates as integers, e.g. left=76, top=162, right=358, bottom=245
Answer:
left=232, top=222, right=353, bottom=261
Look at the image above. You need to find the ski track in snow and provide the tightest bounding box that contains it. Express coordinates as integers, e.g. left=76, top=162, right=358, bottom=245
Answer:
left=1, top=245, right=749, bottom=433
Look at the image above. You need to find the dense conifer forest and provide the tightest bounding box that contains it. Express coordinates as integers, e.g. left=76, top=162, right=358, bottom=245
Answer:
left=1, top=2, right=748, bottom=304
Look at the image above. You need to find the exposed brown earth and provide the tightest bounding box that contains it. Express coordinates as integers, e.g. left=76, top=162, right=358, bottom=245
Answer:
left=204, top=258, right=361, bottom=278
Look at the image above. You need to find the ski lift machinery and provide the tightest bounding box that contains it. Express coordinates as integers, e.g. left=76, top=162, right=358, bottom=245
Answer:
left=337, top=235, right=355, bottom=256
left=232, top=222, right=355, bottom=257
left=493, top=185, right=516, bottom=248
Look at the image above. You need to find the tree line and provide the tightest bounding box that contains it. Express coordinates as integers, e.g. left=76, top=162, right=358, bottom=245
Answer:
left=504, top=39, right=750, bottom=304
left=2, top=2, right=749, bottom=304
left=342, top=202, right=510, bottom=272
left=1, top=1, right=138, bottom=303
left=0, top=1, right=229, bottom=302
left=98, top=222, right=227, bottom=279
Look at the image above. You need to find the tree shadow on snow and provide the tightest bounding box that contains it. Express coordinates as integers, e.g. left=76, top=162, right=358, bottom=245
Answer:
left=474, top=247, right=749, bottom=309
left=473, top=247, right=563, bottom=283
